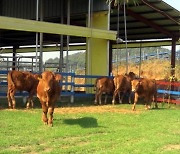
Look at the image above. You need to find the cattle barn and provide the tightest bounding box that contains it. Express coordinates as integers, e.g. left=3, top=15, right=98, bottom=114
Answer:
left=0, top=0, right=179, bottom=88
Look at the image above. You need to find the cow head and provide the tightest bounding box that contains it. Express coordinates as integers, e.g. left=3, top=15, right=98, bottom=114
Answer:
left=131, top=79, right=141, bottom=92
left=39, top=71, right=62, bottom=93
left=33, top=73, right=41, bottom=80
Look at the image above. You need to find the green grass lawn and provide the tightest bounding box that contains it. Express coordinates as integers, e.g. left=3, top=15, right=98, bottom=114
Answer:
left=0, top=104, right=180, bottom=154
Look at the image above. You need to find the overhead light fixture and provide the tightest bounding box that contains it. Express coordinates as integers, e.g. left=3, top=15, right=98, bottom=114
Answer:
left=116, top=37, right=123, bottom=43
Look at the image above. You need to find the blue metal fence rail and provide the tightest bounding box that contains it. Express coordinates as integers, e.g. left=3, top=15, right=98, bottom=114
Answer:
left=0, top=70, right=179, bottom=104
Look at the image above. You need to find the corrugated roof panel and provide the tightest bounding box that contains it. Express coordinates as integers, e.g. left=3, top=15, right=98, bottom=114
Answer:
left=142, top=13, right=165, bottom=19
left=129, top=5, right=153, bottom=13
left=154, top=19, right=177, bottom=25
left=165, top=26, right=180, bottom=31
left=70, top=0, right=89, bottom=15
left=1, top=0, right=36, bottom=19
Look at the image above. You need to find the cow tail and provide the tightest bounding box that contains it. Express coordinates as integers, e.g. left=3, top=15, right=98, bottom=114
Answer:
left=7, top=71, right=15, bottom=89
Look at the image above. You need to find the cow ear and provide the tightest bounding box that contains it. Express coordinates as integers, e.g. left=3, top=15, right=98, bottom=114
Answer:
left=37, top=77, right=42, bottom=81
left=55, top=74, right=62, bottom=81
left=34, top=74, right=41, bottom=79
left=139, top=81, right=142, bottom=85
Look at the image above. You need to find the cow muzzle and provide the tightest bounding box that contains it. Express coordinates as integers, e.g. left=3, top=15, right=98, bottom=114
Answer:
left=131, top=88, right=136, bottom=93
left=44, top=87, right=51, bottom=92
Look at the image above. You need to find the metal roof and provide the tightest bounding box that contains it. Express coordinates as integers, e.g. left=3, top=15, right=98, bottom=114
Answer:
left=110, top=0, right=179, bottom=41
left=0, top=0, right=179, bottom=47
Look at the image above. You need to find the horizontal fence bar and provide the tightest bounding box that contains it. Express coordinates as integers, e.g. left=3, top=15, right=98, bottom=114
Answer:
left=61, top=91, right=75, bottom=96
left=0, top=92, right=29, bottom=97
left=74, top=84, right=94, bottom=87
left=157, top=98, right=180, bottom=104
left=0, top=71, right=179, bottom=105
left=0, top=70, right=8, bottom=74
left=74, top=93, right=94, bottom=97
left=0, top=82, right=7, bottom=85
left=61, top=82, right=74, bottom=86
left=157, top=89, right=180, bottom=95
left=75, top=74, right=113, bottom=79
left=157, top=81, right=180, bottom=87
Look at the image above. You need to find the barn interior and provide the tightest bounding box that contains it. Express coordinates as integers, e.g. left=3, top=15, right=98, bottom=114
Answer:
left=0, top=0, right=179, bottom=76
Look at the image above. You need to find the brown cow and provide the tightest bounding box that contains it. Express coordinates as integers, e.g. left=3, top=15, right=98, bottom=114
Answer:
left=112, top=72, right=136, bottom=105
left=37, top=71, right=62, bottom=126
left=94, top=77, right=114, bottom=105
left=131, top=78, right=158, bottom=111
left=7, top=70, right=40, bottom=109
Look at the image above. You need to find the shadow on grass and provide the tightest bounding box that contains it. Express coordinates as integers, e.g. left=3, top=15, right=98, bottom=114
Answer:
left=63, top=117, right=98, bottom=128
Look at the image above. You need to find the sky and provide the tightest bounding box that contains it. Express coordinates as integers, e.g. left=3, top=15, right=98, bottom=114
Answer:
left=163, top=0, right=180, bottom=11
left=1, top=0, right=180, bottom=62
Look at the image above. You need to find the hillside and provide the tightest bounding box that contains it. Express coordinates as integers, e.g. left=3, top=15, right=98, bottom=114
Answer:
left=45, top=47, right=180, bottom=80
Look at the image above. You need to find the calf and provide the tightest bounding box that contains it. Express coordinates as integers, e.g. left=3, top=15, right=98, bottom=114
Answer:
left=131, top=78, right=158, bottom=111
left=112, top=72, right=136, bottom=105
left=7, top=70, right=40, bottom=109
left=37, top=71, right=62, bottom=126
left=94, top=77, right=114, bottom=105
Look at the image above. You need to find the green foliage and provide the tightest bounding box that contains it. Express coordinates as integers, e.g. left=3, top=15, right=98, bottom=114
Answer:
left=113, top=47, right=171, bottom=60
left=46, top=52, right=86, bottom=72
left=0, top=105, right=180, bottom=153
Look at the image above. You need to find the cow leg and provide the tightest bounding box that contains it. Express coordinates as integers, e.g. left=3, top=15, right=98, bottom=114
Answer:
left=26, top=97, right=34, bottom=109
left=94, top=90, right=99, bottom=105
left=118, top=92, right=122, bottom=104
left=11, top=95, right=16, bottom=109
left=153, top=93, right=158, bottom=109
left=144, top=97, right=151, bottom=110
left=104, top=94, right=108, bottom=105
left=132, top=93, right=138, bottom=111
left=31, top=100, right=34, bottom=108
left=41, top=103, right=48, bottom=125
left=9, top=90, right=16, bottom=109
left=48, top=106, right=54, bottom=127
left=98, top=91, right=103, bottom=105
left=112, top=89, right=118, bottom=105
left=128, top=92, right=132, bottom=104
left=7, top=90, right=13, bottom=109
left=26, top=92, right=34, bottom=109
left=26, top=97, right=31, bottom=109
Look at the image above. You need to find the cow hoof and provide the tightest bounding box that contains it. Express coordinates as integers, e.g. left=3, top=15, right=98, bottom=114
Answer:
left=44, top=122, right=48, bottom=125
left=48, top=123, right=53, bottom=127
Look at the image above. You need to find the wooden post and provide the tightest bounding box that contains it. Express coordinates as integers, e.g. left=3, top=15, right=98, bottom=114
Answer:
left=171, top=37, right=176, bottom=77
left=59, top=0, right=64, bottom=72
left=12, top=46, right=18, bottom=70
left=109, top=41, right=113, bottom=76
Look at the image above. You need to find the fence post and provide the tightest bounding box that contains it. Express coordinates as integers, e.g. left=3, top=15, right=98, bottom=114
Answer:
left=70, top=72, right=75, bottom=103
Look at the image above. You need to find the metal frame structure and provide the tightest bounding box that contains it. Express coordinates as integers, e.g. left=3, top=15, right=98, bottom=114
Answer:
left=0, top=0, right=179, bottom=76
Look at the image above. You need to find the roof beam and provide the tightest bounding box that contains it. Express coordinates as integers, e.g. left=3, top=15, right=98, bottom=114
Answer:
left=1, top=40, right=180, bottom=53
left=0, top=16, right=117, bottom=40
left=113, top=40, right=180, bottom=48
left=141, top=0, right=179, bottom=25
left=124, top=8, right=174, bottom=38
